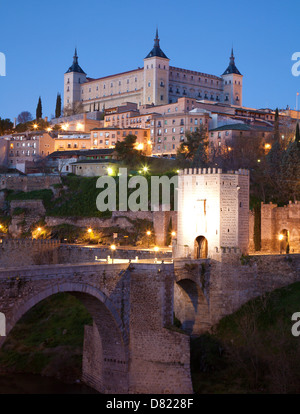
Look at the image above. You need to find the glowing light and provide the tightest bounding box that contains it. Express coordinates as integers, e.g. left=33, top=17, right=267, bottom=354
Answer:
left=136, top=143, right=144, bottom=151
left=143, top=166, right=148, bottom=173
left=279, top=234, right=284, bottom=241
left=228, top=147, right=232, bottom=152
left=176, top=170, right=180, bottom=174
left=88, top=228, right=92, bottom=234
left=138, top=170, right=142, bottom=174
left=147, top=141, right=152, bottom=145
left=147, top=231, right=151, bottom=236
left=110, top=244, right=116, bottom=251
left=171, top=231, right=176, bottom=237
left=107, top=167, right=114, bottom=176
left=257, top=159, right=261, bottom=163
left=47, top=127, right=52, bottom=132
left=37, top=227, right=42, bottom=232
left=33, top=124, right=38, bottom=130
left=0, top=225, right=3, bottom=229
left=154, top=246, right=159, bottom=252
left=265, top=143, right=272, bottom=150
left=61, top=123, right=69, bottom=131
left=76, top=122, right=84, bottom=131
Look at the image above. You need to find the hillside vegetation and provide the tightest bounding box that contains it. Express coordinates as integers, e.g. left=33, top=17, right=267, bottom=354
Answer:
left=191, top=282, right=300, bottom=394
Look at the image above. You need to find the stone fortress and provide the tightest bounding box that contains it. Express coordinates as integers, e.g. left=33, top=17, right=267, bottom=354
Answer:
left=64, top=29, right=243, bottom=112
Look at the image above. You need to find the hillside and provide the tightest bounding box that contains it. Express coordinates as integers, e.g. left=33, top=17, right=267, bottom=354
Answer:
left=191, top=282, right=300, bottom=394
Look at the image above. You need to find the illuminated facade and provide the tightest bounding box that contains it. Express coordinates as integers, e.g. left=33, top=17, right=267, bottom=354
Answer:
left=64, top=31, right=243, bottom=113
left=174, top=168, right=249, bottom=259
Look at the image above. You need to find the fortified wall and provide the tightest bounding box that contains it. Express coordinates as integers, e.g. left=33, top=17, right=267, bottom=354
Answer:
left=261, top=201, right=300, bottom=254
left=0, top=239, right=60, bottom=268
left=0, top=175, right=61, bottom=192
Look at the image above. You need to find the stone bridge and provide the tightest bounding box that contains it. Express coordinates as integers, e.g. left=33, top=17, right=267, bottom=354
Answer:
left=0, top=261, right=192, bottom=394
left=1, top=253, right=300, bottom=394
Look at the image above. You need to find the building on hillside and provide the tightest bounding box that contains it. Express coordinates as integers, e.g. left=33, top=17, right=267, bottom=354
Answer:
left=174, top=167, right=249, bottom=260
left=7, top=131, right=55, bottom=173
left=90, top=127, right=151, bottom=154
left=46, top=148, right=115, bottom=175
left=71, top=159, right=120, bottom=177
left=54, top=133, right=91, bottom=151
left=50, top=112, right=104, bottom=133
left=64, top=31, right=243, bottom=112
left=209, top=123, right=274, bottom=150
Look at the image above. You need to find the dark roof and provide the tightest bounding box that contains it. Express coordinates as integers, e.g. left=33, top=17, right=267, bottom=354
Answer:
left=65, top=48, right=86, bottom=75
left=145, top=29, right=169, bottom=60
left=209, top=123, right=273, bottom=132
left=222, top=49, right=242, bottom=76
left=71, top=159, right=119, bottom=165
left=48, top=149, right=115, bottom=158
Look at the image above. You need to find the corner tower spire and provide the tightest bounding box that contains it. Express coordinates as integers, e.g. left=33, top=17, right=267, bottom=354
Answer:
left=145, top=28, right=168, bottom=59
left=223, top=48, right=242, bottom=75
left=66, top=48, right=86, bottom=74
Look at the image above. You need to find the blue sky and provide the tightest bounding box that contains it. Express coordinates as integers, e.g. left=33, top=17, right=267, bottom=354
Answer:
left=0, top=0, right=299, bottom=121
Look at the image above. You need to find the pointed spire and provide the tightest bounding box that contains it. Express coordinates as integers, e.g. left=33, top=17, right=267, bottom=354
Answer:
left=73, top=47, right=78, bottom=64
left=222, top=48, right=241, bottom=76
left=145, top=28, right=168, bottom=60
left=66, top=48, right=86, bottom=75
left=154, top=27, right=159, bottom=47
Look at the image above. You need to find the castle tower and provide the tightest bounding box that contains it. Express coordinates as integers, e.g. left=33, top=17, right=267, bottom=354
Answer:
left=143, top=29, right=170, bottom=106
left=174, top=168, right=249, bottom=260
left=64, top=48, right=87, bottom=110
left=221, top=49, right=243, bottom=106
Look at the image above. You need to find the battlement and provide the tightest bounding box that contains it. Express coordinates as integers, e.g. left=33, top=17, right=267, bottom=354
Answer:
left=179, top=168, right=249, bottom=176
left=215, top=247, right=242, bottom=254
left=0, top=239, right=60, bottom=248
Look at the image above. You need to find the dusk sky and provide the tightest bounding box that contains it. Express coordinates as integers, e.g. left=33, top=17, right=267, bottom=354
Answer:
left=0, top=0, right=299, bottom=121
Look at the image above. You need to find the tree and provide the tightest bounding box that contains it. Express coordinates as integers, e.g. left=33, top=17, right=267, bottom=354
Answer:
left=274, top=108, right=279, bottom=143
left=0, top=117, right=13, bottom=135
left=296, top=123, right=300, bottom=147
left=17, top=111, right=33, bottom=124
left=115, top=134, right=143, bottom=166
left=55, top=93, right=62, bottom=118
left=281, top=136, right=300, bottom=202
left=176, top=126, right=209, bottom=167
left=36, top=96, right=42, bottom=120
left=63, top=102, right=84, bottom=116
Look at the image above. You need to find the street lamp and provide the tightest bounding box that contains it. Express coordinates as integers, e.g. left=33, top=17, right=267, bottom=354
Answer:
left=171, top=231, right=176, bottom=238
left=146, top=231, right=151, bottom=248
left=111, top=244, right=116, bottom=263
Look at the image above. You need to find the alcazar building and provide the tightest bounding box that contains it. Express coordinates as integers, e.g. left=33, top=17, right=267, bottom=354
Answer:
left=64, top=30, right=243, bottom=113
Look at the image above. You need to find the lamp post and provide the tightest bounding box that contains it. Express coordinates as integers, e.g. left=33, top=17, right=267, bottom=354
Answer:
left=146, top=231, right=151, bottom=248
left=111, top=244, right=116, bottom=264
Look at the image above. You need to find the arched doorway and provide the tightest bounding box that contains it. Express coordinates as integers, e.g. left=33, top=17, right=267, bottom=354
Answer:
left=279, top=229, right=290, bottom=254
left=194, top=236, right=208, bottom=259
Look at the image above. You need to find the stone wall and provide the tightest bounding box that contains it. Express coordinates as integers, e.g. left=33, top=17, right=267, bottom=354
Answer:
left=261, top=201, right=300, bottom=254
left=58, top=245, right=172, bottom=263
left=0, top=175, right=61, bottom=192
left=173, top=253, right=300, bottom=334
left=9, top=200, right=46, bottom=238
left=0, top=239, right=60, bottom=268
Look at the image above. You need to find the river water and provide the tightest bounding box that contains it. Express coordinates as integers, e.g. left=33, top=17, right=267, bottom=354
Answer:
left=0, top=373, right=99, bottom=394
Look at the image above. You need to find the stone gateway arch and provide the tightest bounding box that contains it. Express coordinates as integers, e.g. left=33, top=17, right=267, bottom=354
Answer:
left=0, top=262, right=192, bottom=394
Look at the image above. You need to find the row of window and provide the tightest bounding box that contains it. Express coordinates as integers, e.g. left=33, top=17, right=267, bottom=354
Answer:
left=170, top=72, right=220, bottom=85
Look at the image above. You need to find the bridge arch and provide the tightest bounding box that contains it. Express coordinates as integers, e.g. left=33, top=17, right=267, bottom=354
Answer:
left=174, top=278, right=210, bottom=335
left=0, top=281, right=129, bottom=394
